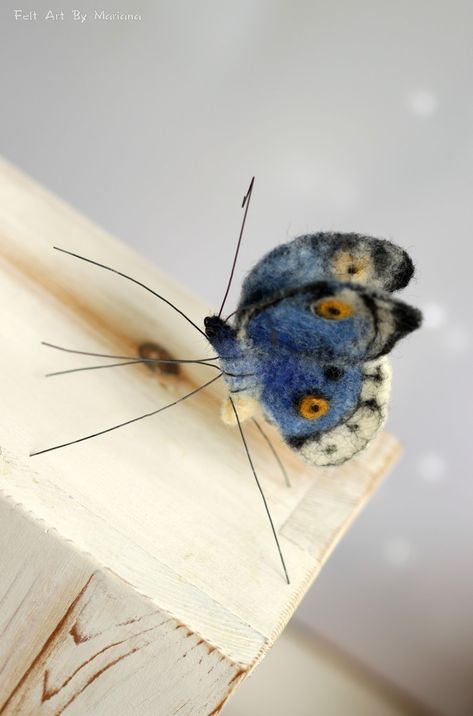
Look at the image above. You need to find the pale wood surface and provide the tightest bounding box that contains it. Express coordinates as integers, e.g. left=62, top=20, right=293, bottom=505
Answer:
left=0, top=500, right=243, bottom=715
left=0, top=158, right=401, bottom=714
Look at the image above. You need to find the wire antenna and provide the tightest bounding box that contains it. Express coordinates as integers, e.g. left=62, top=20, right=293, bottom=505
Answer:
left=46, top=358, right=221, bottom=378
left=229, top=397, right=290, bottom=584
left=30, top=373, right=222, bottom=457
left=217, top=176, right=255, bottom=318
left=42, top=342, right=218, bottom=362
left=252, top=418, right=291, bottom=488
left=42, top=343, right=253, bottom=379
left=53, top=247, right=207, bottom=339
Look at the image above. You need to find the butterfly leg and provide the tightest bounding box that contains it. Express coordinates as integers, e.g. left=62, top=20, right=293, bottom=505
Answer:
left=221, top=393, right=259, bottom=425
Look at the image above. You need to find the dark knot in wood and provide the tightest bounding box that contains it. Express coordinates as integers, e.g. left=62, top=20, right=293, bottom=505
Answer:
left=138, top=342, right=181, bottom=376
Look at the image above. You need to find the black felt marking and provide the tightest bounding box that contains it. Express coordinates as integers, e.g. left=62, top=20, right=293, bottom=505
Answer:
left=378, top=302, right=423, bottom=357
left=391, top=251, right=415, bottom=291
left=287, top=433, right=320, bottom=449
left=363, top=367, right=383, bottom=383
left=361, top=292, right=380, bottom=357
left=394, top=302, right=422, bottom=332
left=372, top=244, right=390, bottom=276
left=361, top=398, right=381, bottom=412
left=324, top=444, right=337, bottom=454
left=347, top=423, right=359, bottom=433
left=324, top=366, right=345, bottom=381
left=361, top=291, right=422, bottom=359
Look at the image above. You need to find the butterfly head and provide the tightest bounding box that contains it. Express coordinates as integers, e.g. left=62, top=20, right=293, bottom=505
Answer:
left=204, top=315, right=226, bottom=339
left=204, top=314, right=244, bottom=362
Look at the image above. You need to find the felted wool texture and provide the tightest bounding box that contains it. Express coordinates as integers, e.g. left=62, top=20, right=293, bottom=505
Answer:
left=238, top=232, right=415, bottom=309
left=294, top=357, right=392, bottom=467
left=218, top=357, right=392, bottom=466
left=204, top=232, right=422, bottom=468
left=236, top=282, right=422, bottom=365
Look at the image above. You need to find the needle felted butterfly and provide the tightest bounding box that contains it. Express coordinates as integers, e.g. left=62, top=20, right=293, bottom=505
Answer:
left=31, top=178, right=422, bottom=583
left=206, top=223, right=422, bottom=468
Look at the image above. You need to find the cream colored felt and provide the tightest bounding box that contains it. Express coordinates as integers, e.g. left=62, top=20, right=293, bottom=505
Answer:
left=297, top=358, right=392, bottom=467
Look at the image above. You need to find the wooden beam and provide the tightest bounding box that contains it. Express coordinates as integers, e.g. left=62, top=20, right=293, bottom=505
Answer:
left=0, top=158, right=401, bottom=714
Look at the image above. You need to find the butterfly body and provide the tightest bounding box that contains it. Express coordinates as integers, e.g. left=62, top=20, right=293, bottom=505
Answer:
left=205, top=232, right=421, bottom=467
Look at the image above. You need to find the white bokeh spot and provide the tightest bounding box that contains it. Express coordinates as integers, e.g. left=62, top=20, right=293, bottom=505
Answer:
left=384, top=537, right=414, bottom=567
left=421, top=302, right=447, bottom=329
left=407, top=90, right=439, bottom=117
left=417, top=452, right=447, bottom=483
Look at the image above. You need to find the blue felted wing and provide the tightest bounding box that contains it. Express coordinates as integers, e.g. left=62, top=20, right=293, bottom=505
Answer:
left=238, top=232, right=414, bottom=310
left=255, top=350, right=392, bottom=467
left=235, top=280, right=422, bottom=365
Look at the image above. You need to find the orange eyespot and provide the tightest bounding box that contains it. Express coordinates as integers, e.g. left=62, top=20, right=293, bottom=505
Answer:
left=298, top=395, right=330, bottom=420
left=312, top=298, right=353, bottom=320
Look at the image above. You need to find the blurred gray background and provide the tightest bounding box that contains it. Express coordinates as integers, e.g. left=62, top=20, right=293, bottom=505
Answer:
left=1, top=1, right=471, bottom=714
